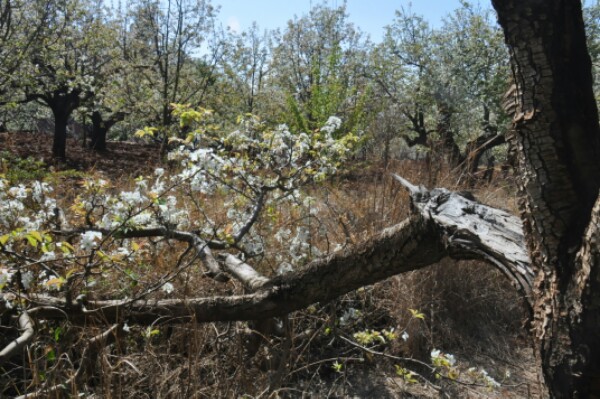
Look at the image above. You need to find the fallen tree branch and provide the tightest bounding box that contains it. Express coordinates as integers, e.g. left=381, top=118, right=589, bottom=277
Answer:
left=393, top=175, right=533, bottom=307
left=2, top=178, right=533, bottom=326
left=220, top=253, right=270, bottom=291
left=11, top=216, right=445, bottom=324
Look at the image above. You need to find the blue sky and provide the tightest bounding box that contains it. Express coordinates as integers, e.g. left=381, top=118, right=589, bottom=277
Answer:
left=212, top=1, right=486, bottom=41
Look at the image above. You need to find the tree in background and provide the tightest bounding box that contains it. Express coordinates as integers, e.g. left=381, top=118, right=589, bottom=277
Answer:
left=371, top=2, right=510, bottom=178
left=79, top=2, right=128, bottom=152
left=270, top=2, right=371, bottom=136
left=10, top=0, right=119, bottom=158
left=218, top=22, right=271, bottom=119
left=126, top=0, right=219, bottom=149
left=435, top=1, right=510, bottom=176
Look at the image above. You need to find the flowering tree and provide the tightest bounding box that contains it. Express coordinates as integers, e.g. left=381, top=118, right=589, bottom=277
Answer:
left=0, top=107, right=363, bottom=395
left=0, top=105, right=538, bottom=397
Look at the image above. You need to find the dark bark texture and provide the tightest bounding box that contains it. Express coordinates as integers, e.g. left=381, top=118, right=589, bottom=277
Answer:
left=491, top=0, right=600, bottom=397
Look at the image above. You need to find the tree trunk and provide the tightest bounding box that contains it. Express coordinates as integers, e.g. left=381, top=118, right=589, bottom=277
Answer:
left=491, top=0, right=600, bottom=397
left=89, top=111, right=126, bottom=152
left=435, top=101, right=463, bottom=166
left=462, top=130, right=505, bottom=179
left=51, top=107, right=69, bottom=159
left=89, top=111, right=108, bottom=152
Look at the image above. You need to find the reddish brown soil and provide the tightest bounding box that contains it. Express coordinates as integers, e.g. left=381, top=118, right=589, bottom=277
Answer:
left=0, top=131, right=162, bottom=179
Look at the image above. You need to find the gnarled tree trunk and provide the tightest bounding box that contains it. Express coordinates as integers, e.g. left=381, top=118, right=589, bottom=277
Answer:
left=491, top=0, right=600, bottom=397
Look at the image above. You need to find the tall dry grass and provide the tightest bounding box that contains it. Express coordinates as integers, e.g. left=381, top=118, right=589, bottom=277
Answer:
left=1, top=155, right=536, bottom=398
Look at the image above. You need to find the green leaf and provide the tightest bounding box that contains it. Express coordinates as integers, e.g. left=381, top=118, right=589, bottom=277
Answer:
left=61, top=241, right=75, bottom=252
left=409, top=308, right=425, bottom=320
left=0, top=234, right=9, bottom=246
left=30, top=231, right=43, bottom=243
left=45, top=277, right=66, bottom=289
left=45, top=347, right=56, bottom=362
left=53, top=327, right=63, bottom=342
left=145, top=328, right=160, bottom=338
left=26, top=235, right=38, bottom=248
left=332, top=361, right=343, bottom=373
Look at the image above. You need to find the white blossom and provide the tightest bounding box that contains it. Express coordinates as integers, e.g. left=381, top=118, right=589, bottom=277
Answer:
left=40, top=251, right=57, bottom=262
left=21, top=271, right=34, bottom=290
left=274, top=228, right=291, bottom=243
left=8, top=185, right=28, bottom=199
left=120, top=191, right=146, bottom=206
left=80, top=231, right=103, bottom=251
left=0, top=268, right=14, bottom=288
left=339, top=307, right=361, bottom=326
left=131, top=212, right=153, bottom=226
left=161, top=282, right=175, bottom=294
left=446, top=353, right=456, bottom=366
left=321, top=116, right=342, bottom=135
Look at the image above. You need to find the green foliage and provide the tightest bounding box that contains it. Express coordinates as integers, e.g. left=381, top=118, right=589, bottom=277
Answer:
left=371, top=1, right=510, bottom=161
left=408, top=308, right=425, bottom=320
left=353, top=328, right=397, bottom=346
left=395, top=365, right=418, bottom=384
left=1, top=152, right=48, bottom=184
left=332, top=361, right=343, bottom=373
left=0, top=151, right=88, bottom=185
left=271, top=2, right=371, bottom=136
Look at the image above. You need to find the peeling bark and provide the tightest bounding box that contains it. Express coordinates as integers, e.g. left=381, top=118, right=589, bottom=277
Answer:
left=394, top=175, right=533, bottom=305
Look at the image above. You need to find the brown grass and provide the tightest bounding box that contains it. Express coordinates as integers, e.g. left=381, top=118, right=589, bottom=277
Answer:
left=0, top=135, right=538, bottom=398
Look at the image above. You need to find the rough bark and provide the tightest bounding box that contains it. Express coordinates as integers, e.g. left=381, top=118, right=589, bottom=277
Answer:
left=394, top=175, right=533, bottom=305
left=491, top=0, right=600, bottom=397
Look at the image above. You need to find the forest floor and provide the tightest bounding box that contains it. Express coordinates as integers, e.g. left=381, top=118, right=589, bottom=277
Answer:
left=0, top=131, right=541, bottom=398
left=0, top=131, right=160, bottom=180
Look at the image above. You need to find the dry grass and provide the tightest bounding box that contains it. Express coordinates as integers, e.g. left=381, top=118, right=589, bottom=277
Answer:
left=0, top=140, right=539, bottom=398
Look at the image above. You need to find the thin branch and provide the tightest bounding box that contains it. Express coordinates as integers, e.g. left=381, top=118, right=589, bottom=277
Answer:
left=0, top=311, right=35, bottom=363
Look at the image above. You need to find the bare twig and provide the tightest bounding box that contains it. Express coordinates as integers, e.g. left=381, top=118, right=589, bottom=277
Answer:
left=0, top=310, right=34, bottom=363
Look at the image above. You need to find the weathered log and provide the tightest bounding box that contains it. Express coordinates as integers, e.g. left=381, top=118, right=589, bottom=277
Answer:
left=393, top=175, right=533, bottom=307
